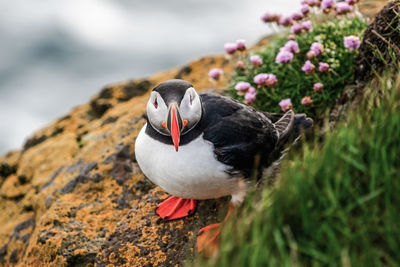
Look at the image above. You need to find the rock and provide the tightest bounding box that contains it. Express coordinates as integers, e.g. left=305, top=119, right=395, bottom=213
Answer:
left=355, top=0, right=400, bottom=82
left=0, top=50, right=234, bottom=266
left=0, top=2, right=389, bottom=265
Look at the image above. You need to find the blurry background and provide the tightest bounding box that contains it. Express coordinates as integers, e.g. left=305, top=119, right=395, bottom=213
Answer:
left=0, top=0, right=300, bottom=154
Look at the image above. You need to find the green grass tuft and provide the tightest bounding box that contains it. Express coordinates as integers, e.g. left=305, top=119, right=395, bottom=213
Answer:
left=204, top=72, right=400, bottom=266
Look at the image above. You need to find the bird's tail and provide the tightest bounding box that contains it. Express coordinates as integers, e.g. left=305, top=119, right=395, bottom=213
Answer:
left=264, top=111, right=313, bottom=141
left=260, top=111, right=313, bottom=182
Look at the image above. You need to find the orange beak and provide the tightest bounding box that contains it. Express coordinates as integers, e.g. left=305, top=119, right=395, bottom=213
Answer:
left=166, top=103, right=183, bottom=152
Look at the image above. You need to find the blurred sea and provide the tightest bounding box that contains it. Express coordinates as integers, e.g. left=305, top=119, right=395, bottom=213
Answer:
left=0, top=0, right=299, bottom=154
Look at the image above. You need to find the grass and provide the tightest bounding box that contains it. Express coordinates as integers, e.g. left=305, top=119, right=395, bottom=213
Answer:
left=228, top=15, right=367, bottom=119
left=202, top=71, right=400, bottom=266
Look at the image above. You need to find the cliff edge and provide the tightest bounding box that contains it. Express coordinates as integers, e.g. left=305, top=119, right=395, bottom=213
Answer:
left=0, top=1, right=389, bottom=265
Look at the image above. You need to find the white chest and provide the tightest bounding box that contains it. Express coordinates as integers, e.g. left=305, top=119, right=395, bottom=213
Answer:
left=134, top=124, right=239, bottom=199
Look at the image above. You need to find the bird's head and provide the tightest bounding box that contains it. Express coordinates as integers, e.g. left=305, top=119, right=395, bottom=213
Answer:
left=146, top=79, right=202, bottom=152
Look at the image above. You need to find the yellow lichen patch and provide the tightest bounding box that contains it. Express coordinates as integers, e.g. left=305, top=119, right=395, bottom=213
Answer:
left=18, top=133, right=79, bottom=187
left=74, top=196, right=121, bottom=239
left=0, top=174, right=30, bottom=199
left=108, top=252, right=118, bottom=264
left=0, top=150, right=21, bottom=167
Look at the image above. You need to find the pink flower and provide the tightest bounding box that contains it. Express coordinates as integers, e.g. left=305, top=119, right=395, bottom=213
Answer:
left=310, top=42, right=324, bottom=55
left=321, top=0, right=335, bottom=12
left=344, top=35, right=360, bottom=51
left=302, top=60, right=315, bottom=75
left=261, top=13, right=279, bottom=23
left=275, top=50, right=294, bottom=63
left=208, top=68, right=223, bottom=80
left=279, top=98, right=292, bottom=112
left=250, top=55, right=263, bottom=66
left=291, top=23, right=303, bottom=34
left=266, top=74, right=278, bottom=87
left=307, top=0, right=321, bottom=7
left=236, top=39, right=246, bottom=51
left=253, top=73, right=269, bottom=85
left=224, top=43, right=237, bottom=54
left=291, top=12, right=303, bottom=21
left=346, top=0, right=359, bottom=5
left=244, top=87, right=257, bottom=104
left=301, top=96, right=313, bottom=106
left=319, top=62, right=330, bottom=73
left=307, top=50, right=316, bottom=59
left=283, top=40, right=300, bottom=54
left=236, top=61, right=246, bottom=71
left=313, top=82, right=324, bottom=92
left=301, top=20, right=312, bottom=32
left=278, top=16, right=293, bottom=27
left=301, top=4, right=310, bottom=14
left=336, top=2, right=353, bottom=14
left=235, top=81, right=251, bottom=91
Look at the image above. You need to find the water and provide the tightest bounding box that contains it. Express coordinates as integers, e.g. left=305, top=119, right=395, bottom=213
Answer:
left=0, top=0, right=300, bottom=154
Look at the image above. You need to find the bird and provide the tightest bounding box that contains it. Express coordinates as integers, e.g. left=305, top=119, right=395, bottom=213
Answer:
left=135, top=79, right=313, bottom=257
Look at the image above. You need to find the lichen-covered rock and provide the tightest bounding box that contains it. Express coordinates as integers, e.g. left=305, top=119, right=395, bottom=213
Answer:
left=0, top=54, right=233, bottom=266
left=0, top=2, right=389, bottom=265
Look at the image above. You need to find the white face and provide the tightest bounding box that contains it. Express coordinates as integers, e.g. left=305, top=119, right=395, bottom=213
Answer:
left=147, top=90, right=169, bottom=135
left=146, top=87, right=202, bottom=136
left=179, top=87, right=202, bottom=134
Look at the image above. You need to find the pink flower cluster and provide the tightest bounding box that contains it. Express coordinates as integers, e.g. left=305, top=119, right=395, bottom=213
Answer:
left=283, top=40, right=300, bottom=54
left=302, top=60, right=315, bottom=75
left=301, top=0, right=320, bottom=7
left=279, top=95, right=314, bottom=110
left=235, top=81, right=251, bottom=92
left=253, top=73, right=278, bottom=87
left=244, top=87, right=257, bottom=104
left=261, top=13, right=280, bottom=23
left=336, top=2, right=353, bottom=14
left=321, top=0, right=335, bottom=12
left=208, top=68, right=223, bottom=80
left=279, top=98, right=292, bottom=112
left=344, top=35, right=360, bottom=51
left=224, top=40, right=247, bottom=54
left=250, top=55, right=263, bottom=67
left=228, top=0, right=362, bottom=110
left=346, top=0, right=359, bottom=5
left=307, top=42, right=324, bottom=59
left=313, top=82, right=324, bottom=92
left=319, top=62, right=330, bottom=73
left=275, top=40, right=300, bottom=64
left=276, top=50, right=294, bottom=64
left=301, top=96, right=313, bottom=106
left=291, top=20, right=312, bottom=35
left=236, top=61, right=246, bottom=70
left=262, top=0, right=355, bottom=32
left=234, top=82, right=257, bottom=104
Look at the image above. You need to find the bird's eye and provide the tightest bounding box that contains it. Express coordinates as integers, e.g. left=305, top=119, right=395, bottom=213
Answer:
left=153, top=98, right=158, bottom=109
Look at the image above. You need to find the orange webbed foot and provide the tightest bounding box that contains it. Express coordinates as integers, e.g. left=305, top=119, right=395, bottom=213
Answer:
left=156, top=196, right=196, bottom=221
left=197, top=223, right=222, bottom=258
left=197, top=203, right=234, bottom=258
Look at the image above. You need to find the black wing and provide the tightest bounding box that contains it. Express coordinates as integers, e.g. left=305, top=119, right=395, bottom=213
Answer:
left=199, top=93, right=279, bottom=177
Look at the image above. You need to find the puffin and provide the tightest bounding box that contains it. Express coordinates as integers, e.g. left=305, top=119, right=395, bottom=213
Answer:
left=135, top=79, right=312, bottom=256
